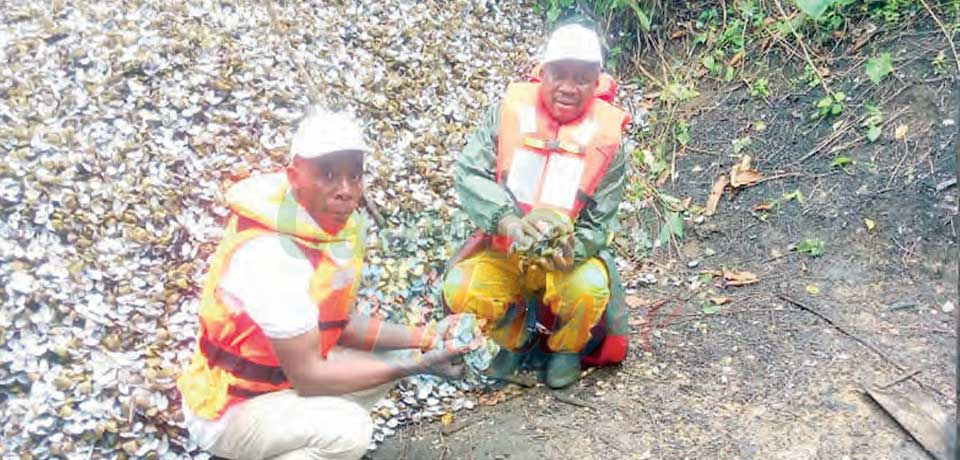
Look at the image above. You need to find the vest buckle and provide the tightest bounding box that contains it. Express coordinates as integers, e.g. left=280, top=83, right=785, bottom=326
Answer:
left=522, top=137, right=583, bottom=155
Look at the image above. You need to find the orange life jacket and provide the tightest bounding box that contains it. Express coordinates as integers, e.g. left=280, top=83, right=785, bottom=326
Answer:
left=491, top=82, right=629, bottom=251
left=177, top=173, right=364, bottom=419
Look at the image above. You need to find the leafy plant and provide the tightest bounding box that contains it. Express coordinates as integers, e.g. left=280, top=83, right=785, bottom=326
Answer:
left=656, top=211, right=684, bottom=246
left=830, top=155, right=852, bottom=168
left=794, top=0, right=839, bottom=19
left=782, top=190, right=805, bottom=203
left=675, top=120, right=691, bottom=146
left=538, top=0, right=575, bottom=22
left=661, top=81, right=700, bottom=103
left=607, top=45, right=624, bottom=73
left=634, top=147, right=669, bottom=180
left=932, top=50, right=947, bottom=75
left=749, top=77, right=771, bottom=98
left=802, top=64, right=824, bottom=88
left=701, top=299, right=722, bottom=314
left=732, top=136, right=752, bottom=154
left=696, top=7, right=720, bottom=28
left=814, top=91, right=845, bottom=118
left=796, top=238, right=826, bottom=257
left=862, top=104, right=883, bottom=142
left=701, top=53, right=721, bottom=73
left=865, top=53, right=893, bottom=84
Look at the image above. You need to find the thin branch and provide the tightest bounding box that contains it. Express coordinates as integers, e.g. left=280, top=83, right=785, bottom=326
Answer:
left=919, top=0, right=960, bottom=73
left=777, top=294, right=950, bottom=400
left=771, top=0, right=833, bottom=96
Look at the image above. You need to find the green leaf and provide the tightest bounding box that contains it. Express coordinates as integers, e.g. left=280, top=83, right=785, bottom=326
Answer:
left=634, top=228, right=653, bottom=257
left=547, top=6, right=561, bottom=22
left=830, top=156, right=852, bottom=168
left=796, top=238, right=825, bottom=257
left=657, top=212, right=684, bottom=245
left=676, top=121, right=690, bottom=146
left=732, top=136, right=752, bottom=154
left=634, top=7, right=652, bottom=31
left=724, top=66, right=735, bottom=82
left=656, top=222, right=672, bottom=246
left=865, top=53, right=893, bottom=85
left=702, top=302, right=721, bottom=314
left=667, top=212, right=684, bottom=239
left=794, top=0, right=837, bottom=19
left=702, top=55, right=717, bottom=71
left=866, top=125, right=882, bottom=142
left=783, top=190, right=805, bottom=203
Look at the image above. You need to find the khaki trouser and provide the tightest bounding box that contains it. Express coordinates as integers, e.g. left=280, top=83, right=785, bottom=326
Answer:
left=205, top=349, right=406, bottom=460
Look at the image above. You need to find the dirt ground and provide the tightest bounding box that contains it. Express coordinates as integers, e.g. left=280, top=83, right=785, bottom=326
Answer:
left=371, top=24, right=958, bottom=460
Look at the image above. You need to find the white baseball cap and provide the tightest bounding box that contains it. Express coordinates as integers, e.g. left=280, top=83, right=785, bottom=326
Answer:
left=542, top=24, right=603, bottom=64
left=289, top=108, right=367, bottom=161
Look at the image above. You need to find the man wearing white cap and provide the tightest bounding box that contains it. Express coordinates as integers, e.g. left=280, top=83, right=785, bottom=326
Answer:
left=443, top=24, right=632, bottom=388
left=177, top=109, right=479, bottom=460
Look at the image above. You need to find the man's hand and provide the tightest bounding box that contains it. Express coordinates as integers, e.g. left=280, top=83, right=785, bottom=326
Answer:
left=420, top=313, right=474, bottom=351
left=498, top=214, right=541, bottom=251
left=420, top=335, right=484, bottom=379
left=535, top=233, right=575, bottom=272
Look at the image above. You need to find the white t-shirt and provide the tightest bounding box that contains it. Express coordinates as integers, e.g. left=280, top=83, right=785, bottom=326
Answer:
left=182, top=234, right=323, bottom=449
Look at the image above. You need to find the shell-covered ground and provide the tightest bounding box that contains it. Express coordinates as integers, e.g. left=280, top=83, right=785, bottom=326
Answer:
left=0, top=0, right=596, bottom=458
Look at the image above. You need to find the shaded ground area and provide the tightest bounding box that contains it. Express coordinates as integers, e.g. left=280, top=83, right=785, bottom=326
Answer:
left=373, top=24, right=958, bottom=460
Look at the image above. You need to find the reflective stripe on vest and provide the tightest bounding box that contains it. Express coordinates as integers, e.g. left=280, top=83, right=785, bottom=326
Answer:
left=495, top=82, right=628, bottom=218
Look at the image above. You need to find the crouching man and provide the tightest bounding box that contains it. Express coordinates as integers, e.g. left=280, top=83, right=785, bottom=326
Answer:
left=177, top=109, right=477, bottom=460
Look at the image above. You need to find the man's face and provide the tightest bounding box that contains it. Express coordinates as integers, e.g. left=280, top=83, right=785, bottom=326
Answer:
left=287, top=151, right=363, bottom=232
left=538, top=60, right=600, bottom=123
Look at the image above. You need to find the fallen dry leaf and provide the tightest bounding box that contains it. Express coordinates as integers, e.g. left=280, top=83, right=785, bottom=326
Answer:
left=729, top=51, right=744, bottom=67
left=441, top=412, right=454, bottom=426
left=705, top=176, right=730, bottom=216
left=670, top=29, right=687, bottom=39
left=709, top=296, right=732, bottom=305
left=656, top=169, right=670, bottom=186
left=729, top=155, right=763, bottom=188
left=731, top=169, right=762, bottom=187
left=478, top=392, right=506, bottom=406
left=723, top=269, right=760, bottom=286
left=894, top=124, right=909, bottom=140
left=753, top=201, right=775, bottom=212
